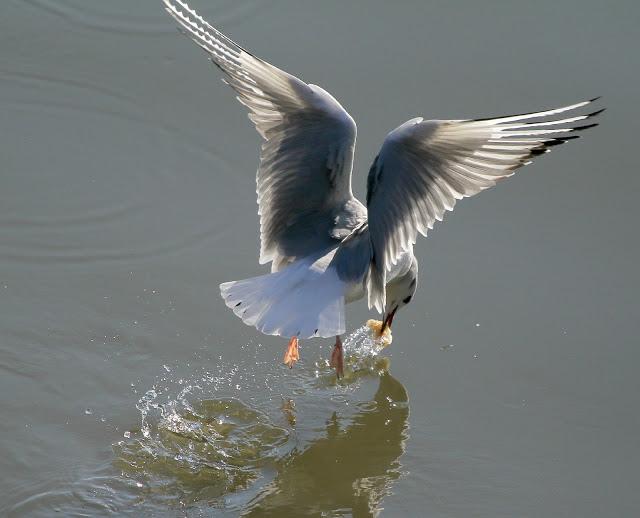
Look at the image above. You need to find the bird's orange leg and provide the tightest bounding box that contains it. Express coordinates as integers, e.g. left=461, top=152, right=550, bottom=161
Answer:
left=329, top=335, right=344, bottom=379
left=283, top=336, right=300, bottom=368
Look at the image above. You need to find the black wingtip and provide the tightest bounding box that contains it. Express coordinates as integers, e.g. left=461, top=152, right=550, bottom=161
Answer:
left=573, top=122, right=599, bottom=132
left=471, top=97, right=604, bottom=124
left=587, top=108, right=606, bottom=118
left=545, top=135, right=581, bottom=148
left=529, top=134, right=584, bottom=159
left=530, top=147, right=548, bottom=156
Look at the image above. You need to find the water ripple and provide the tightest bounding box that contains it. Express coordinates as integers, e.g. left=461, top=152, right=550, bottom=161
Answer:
left=7, top=325, right=410, bottom=515
left=0, top=71, right=236, bottom=265
left=114, top=329, right=407, bottom=513
left=20, top=0, right=272, bottom=35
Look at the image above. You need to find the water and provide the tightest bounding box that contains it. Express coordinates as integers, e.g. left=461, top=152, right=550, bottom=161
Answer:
left=1, top=1, right=639, bottom=516
left=108, top=335, right=403, bottom=515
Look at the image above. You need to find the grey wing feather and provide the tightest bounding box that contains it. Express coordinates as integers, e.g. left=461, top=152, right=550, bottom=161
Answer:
left=365, top=99, right=603, bottom=312
left=333, top=221, right=372, bottom=283
left=164, top=1, right=358, bottom=268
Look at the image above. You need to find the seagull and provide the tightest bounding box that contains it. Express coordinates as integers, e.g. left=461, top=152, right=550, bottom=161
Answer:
left=163, top=0, right=602, bottom=378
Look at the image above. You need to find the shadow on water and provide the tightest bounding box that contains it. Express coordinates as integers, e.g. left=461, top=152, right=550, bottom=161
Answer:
left=110, top=328, right=410, bottom=516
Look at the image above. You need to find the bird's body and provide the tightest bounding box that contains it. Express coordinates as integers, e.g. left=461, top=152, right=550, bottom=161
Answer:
left=163, top=0, right=601, bottom=375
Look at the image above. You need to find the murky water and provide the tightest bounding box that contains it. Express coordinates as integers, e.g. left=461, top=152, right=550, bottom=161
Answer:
left=1, top=1, right=639, bottom=516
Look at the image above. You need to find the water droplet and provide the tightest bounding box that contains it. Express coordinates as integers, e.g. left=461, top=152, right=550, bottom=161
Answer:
left=84, top=408, right=93, bottom=415
left=475, top=323, right=480, bottom=327
left=473, top=354, right=479, bottom=359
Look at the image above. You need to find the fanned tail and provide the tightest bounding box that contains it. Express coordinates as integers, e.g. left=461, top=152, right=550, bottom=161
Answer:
left=220, top=257, right=346, bottom=339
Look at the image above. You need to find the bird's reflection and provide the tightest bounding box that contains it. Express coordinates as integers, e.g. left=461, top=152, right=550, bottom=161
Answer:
left=244, top=372, right=409, bottom=517
left=113, top=364, right=409, bottom=516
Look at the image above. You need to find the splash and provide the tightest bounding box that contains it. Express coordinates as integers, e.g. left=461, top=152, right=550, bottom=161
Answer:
left=343, top=324, right=392, bottom=369
left=115, top=395, right=290, bottom=506
left=111, top=327, right=406, bottom=513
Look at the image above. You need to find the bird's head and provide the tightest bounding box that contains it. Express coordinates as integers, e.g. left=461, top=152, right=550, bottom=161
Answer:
left=380, top=258, right=418, bottom=335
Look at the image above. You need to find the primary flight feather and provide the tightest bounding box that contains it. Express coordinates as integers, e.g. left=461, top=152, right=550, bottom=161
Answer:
left=163, top=0, right=601, bottom=377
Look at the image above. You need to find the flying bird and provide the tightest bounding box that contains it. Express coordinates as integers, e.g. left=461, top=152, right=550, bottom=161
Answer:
left=163, top=0, right=602, bottom=378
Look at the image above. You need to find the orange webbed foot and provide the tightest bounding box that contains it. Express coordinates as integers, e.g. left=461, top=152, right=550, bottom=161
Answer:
left=329, top=336, right=344, bottom=379
left=283, top=336, right=300, bottom=368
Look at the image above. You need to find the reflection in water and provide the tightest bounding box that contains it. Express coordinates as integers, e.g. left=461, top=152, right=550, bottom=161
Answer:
left=112, top=332, right=409, bottom=516
left=245, top=373, right=409, bottom=517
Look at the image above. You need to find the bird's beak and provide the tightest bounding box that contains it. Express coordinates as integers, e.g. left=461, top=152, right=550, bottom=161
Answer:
left=380, top=306, right=398, bottom=335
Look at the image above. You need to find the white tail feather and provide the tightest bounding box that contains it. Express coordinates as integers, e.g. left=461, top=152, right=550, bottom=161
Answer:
left=220, top=256, right=346, bottom=339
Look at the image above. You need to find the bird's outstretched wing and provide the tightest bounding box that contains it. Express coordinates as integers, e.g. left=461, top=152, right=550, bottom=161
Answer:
left=163, top=1, right=359, bottom=268
left=365, top=99, right=603, bottom=311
